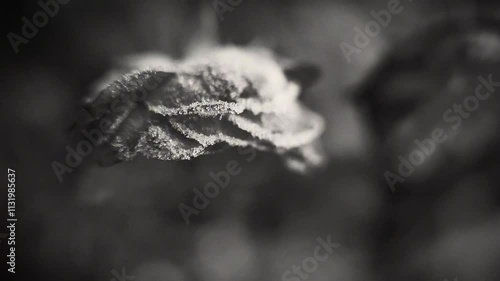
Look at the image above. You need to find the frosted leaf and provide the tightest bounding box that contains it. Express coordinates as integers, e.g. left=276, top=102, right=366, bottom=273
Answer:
left=81, top=46, right=327, bottom=171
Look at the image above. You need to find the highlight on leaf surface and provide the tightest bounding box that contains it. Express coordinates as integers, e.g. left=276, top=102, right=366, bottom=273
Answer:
left=80, top=46, right=326, bottom=172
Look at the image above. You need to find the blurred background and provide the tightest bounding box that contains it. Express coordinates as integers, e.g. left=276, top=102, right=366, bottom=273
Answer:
left=2, top=0, right=500, bottom=280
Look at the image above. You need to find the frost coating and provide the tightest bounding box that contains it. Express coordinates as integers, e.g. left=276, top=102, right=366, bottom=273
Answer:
left=82, top=46, right=326, bottom=172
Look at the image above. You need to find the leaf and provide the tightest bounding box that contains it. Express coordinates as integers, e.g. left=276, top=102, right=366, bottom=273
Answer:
left=81, top=46, right=327, bottom=172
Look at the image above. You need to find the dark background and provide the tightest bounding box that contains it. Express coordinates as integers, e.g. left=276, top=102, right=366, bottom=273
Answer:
left=2, top=0, right=500, bottom=281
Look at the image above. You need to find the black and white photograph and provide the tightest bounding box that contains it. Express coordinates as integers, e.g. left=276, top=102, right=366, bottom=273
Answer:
left=2, top=0, right=500, bottom=280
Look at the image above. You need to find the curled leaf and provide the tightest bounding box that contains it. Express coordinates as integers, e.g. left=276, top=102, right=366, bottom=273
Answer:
left=80, top=47, right=326, bottom=172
